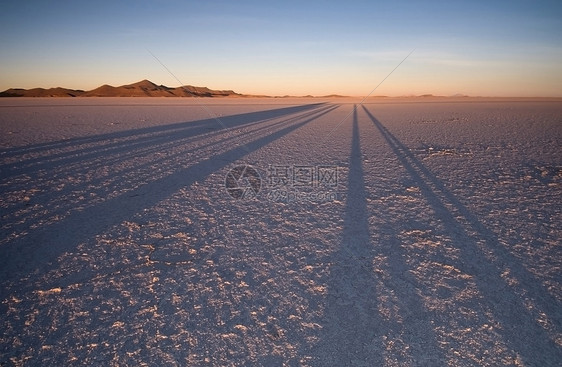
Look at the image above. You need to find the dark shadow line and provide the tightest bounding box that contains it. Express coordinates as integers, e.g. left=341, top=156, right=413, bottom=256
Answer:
left=1, top=105, right=338, bottom=238
left=0, top=103, right=327, bottom=159
left=316, top=106, right=444, bottom=364
left=316, top=106, right=383, bottom=362
left=1, top=103, right=329, bottom=178
left=0, top=102, right=329, bottom=108
left=0, top=104, right=333, bottom=181
left=362, top=104, right=562, bottom=364
left=0, top=104, right=340, bottom=298
left=1, top=134, right=176, bottom=177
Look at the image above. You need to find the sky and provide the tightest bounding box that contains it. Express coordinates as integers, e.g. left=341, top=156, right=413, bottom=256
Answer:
left=1, top=0, right=561, bottom=97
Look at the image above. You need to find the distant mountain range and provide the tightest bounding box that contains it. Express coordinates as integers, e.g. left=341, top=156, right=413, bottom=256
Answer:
left=0, top=79, right=242, bottom=97
left=0, top=81, right=485, bottom=99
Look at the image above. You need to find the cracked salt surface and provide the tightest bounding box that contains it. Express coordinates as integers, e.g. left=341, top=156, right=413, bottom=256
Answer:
left=0, top=97, right=560, bottom=366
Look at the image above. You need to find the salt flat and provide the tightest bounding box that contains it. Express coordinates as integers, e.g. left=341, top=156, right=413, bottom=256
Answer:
left=0, top=97, right=561, bottom=366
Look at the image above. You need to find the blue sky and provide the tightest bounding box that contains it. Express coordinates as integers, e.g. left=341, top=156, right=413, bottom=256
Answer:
left=1, top=0, right=561, bottom=96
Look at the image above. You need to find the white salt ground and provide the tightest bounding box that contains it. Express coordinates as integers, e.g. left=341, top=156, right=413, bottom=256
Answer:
left=0, top=97, right=560, bottom=366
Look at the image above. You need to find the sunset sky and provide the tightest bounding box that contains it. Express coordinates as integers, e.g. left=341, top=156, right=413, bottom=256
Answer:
left=1, top=0, right=561, bottom=96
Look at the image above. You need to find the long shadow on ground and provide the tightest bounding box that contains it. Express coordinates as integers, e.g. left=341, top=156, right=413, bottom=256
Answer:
left=0, top=103, right=338, bottom=298
left=315, top=107, right=445, bottom=365
left=0, top=103, right=326, bottom=176
left=0, top=104, right=334, bottom=245
left=363, top=105, right=562, bottom=365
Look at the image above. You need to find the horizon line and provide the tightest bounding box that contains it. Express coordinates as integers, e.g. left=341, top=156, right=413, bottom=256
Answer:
left=2, top=79, right=562, bottom=99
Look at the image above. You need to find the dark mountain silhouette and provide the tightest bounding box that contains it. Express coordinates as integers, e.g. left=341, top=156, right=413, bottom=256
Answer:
left=0, top=79, right=241, bottom=97
left=0, top=87, right=85, bottom=97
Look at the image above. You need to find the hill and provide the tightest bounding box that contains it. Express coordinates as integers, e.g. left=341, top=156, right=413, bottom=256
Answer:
left=0, top=87, right=85, bottom=97
left=0, top=80, right=241, bottom=97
